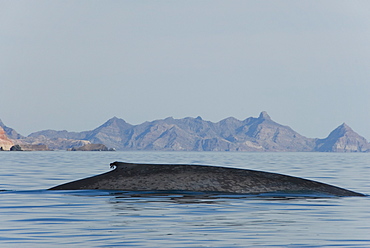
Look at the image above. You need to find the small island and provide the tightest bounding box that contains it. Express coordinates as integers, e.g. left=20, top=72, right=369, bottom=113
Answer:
left=69, top=143, right=115, bottom=151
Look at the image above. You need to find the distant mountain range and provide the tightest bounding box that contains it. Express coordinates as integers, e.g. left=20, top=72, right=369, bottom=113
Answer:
left=1, top=112, right=369, bottom=152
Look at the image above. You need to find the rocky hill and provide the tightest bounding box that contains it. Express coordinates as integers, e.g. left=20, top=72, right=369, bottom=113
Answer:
left=0, top=119, right=23, bottom=139
left=1, top=118, right=91, bottom=150
left=315, top=123, right=370, bottom=152
left=2, top=112, right=369, bottom=152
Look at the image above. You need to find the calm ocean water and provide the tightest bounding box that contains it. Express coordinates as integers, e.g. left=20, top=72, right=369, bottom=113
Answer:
left=1, top=151, right=369, bottom=247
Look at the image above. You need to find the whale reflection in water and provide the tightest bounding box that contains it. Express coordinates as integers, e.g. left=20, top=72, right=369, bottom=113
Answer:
left=49, top=161, right=365, bottom=197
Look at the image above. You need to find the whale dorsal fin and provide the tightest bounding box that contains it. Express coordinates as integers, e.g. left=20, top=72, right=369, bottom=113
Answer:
left=110, top=161, right=131, bottom=169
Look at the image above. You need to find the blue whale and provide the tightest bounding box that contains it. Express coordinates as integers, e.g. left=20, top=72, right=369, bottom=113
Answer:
left=49, top=161, right=365, bottom=197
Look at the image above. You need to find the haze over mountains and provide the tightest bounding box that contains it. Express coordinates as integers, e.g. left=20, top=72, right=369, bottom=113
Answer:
left=1, top=112, right=369, bottom=152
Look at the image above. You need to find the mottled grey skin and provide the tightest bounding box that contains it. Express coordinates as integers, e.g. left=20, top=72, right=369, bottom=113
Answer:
left=49, top=161, right=365, bottom=196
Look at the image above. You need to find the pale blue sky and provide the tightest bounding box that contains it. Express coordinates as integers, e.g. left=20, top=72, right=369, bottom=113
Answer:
left=1, top=1, right=369, bottom=140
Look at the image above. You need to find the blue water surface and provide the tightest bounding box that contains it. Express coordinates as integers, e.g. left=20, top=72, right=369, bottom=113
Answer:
left=1, top=152, right=369, bottom=247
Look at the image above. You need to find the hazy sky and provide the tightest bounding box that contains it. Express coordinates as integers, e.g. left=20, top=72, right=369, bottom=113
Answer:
left=1, top=1, right=369, bottom=140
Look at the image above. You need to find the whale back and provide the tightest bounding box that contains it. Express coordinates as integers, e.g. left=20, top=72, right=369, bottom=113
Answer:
left=49, top=162, right=364, bottom=197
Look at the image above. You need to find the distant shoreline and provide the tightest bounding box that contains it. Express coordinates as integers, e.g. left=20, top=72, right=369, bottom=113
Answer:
left=1, top=112, right=369, bottom=152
